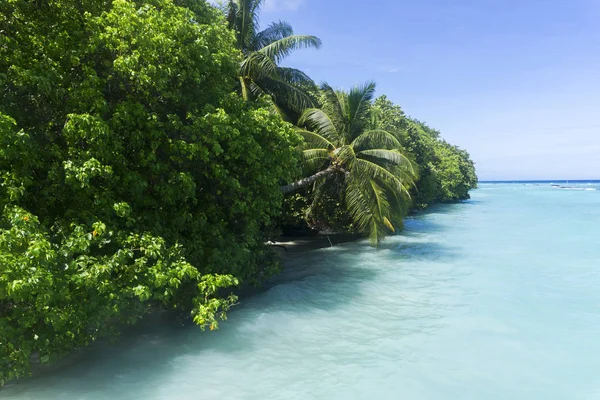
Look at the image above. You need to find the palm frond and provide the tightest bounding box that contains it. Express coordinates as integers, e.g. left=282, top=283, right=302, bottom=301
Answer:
left=382, top=216, right=395, bottom=231
left=290, top=79, right=416, bottom=246
left=228, top=0, right=264, bottom=51
left=253, top=21, right=294, bottom=50
left=226, top=1, right=238, bottom=29
left=240, top=51, right=277, bottom=79
left=334, top=144, right=356, bottom=168
left=271, top=102, right=290, bottom=120
left=296, top=129, right=335, bottom=150
left=345, top=180, right=376, bottom=238
left=357, top=149, right=414, bottom=171
left=258, top=74, right=319, bottom=113
left=302, top=148, right=330, bottom=161
left=345, top=178, right=392, bottom=246
left=301, top=149, right=330, bottom=171
left=351, top=129, right=402, bottom=151
left=244, top=79, right=289, bottom=120
left=258, top=35, right=322, bottom=64
left=247, top=79, right=265, bottom=97
left=276, top=67, right=317, bottom=87
left=348, top=81, right=377, bottom=139
left=368, top=179, right=391, bottom=223
left=228, top=0, right=321, bottom=119
left=387, top=184, right=412, bottom=224
left=388, top=164, right=417, bottom=196
left=298, top=108, right=340, bottom=144
left=354, top=158, right=411, bottom=199
left=320, top=83, right=347, bottom=129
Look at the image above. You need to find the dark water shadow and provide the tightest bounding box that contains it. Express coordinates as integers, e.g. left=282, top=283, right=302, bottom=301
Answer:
left=404, top=202, right=478, bottom=232
left=458, top=199, right=483, bottom=205
left=381, top=240, right=463, bottom=263
left=402, top=220, right=448, bottom=235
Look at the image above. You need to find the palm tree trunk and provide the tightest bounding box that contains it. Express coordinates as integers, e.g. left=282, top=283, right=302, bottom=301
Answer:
left=240, top=77, right=249, bottom=101
left=281, top=165, right=337, bottom=194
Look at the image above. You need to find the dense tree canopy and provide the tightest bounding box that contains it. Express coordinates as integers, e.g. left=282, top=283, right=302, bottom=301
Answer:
left=366, top=96, right=477, bottom=207
left=282, top=82, right=416, bottom=245
left=0, top=0, right=477, bottom=387
left=0, top=0, right=299, bottom=385
left=281, top=95, right=477, bottom=235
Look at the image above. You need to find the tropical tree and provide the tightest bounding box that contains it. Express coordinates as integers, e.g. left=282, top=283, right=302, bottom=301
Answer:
left=282, top=82, right=417, bottom=245
left=369, top=97, right=478, bottom=208
left=226, top=0, right=322, bottom=117
left=0, top=0, right=301, bottom=384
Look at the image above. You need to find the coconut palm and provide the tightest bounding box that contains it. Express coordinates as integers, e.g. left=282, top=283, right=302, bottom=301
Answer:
left=226, top=0, right=322, bottom=117
left=281, top=82, right=417, bottom=245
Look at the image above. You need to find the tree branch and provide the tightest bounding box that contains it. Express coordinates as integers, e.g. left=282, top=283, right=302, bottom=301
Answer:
left=281, top=165, right=338, bottom=194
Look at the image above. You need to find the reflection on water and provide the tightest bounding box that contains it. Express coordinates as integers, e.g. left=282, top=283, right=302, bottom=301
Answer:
left=4, top=183, right=600, bottom=399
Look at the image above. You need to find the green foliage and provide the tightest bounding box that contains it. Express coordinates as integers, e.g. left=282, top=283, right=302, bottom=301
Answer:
left=370, top=97, right=478, bottom=208
left=0, top=0, right=477, bottom=386
left=285, top=83, right=417, bottom=245
left=431, top=140, right=478, bottom=202
left=280, top=178, right=354, bottom=235
left=282, top=94, right=478, bottom=238
left=226, top=0, right=322, bottom=117
left=0, top=205, right=225, bottom=385
left=0, top=0, right=299, bottom=384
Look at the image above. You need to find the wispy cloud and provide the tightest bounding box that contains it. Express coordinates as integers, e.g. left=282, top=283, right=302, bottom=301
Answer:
left=263, top=0, right=306, bottom=12
left=374, top=65, right=404, bottom=74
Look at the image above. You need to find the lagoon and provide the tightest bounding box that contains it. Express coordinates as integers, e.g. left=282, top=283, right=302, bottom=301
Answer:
left=4, top=182, right=600, bottom=399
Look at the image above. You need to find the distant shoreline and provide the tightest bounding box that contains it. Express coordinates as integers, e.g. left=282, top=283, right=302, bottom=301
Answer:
left=478, top=179, right=600, bottom=183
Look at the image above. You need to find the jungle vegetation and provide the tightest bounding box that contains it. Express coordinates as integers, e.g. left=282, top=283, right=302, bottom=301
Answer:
left=0, top=0, right=477, bottom=385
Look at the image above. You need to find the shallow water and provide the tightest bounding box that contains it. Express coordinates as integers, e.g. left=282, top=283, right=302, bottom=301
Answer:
left=5, top=182, right=600, bottom=399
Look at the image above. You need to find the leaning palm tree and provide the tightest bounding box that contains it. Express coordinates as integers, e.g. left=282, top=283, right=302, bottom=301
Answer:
left=226, top=0, right=322, bottom=117
left=282, top=82, right=417, bottom=245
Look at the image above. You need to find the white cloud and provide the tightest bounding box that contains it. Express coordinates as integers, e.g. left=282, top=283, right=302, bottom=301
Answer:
left=374, top=66, right=404, bottom=73
left=263, top=0, right=306, bottom=12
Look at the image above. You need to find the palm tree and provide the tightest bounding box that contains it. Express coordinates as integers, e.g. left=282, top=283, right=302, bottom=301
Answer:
left=281, top=82, right=417, bottom=245
left=226, top=0, right=322, bottom=117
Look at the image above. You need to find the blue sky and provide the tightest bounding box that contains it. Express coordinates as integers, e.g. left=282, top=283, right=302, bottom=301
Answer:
left=255, top=0, right=600, bottom=180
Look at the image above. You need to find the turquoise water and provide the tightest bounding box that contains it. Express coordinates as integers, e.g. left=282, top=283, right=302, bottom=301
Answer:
left=4, top=182, right=600, bottom=399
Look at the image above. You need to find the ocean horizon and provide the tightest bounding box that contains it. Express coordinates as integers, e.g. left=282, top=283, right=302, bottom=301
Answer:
left=479, top=179, right=600, bottom=183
